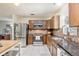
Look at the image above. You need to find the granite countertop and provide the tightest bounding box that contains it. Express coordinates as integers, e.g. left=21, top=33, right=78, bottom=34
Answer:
left=52, top=35, right=79, bottom=56
left=53, top=33, right=78, bottom=38
left=57, top=40, right=79, bottom=56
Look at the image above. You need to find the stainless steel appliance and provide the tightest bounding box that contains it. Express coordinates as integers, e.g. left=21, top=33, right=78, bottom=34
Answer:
left=14, top=23, right=28, bottom=46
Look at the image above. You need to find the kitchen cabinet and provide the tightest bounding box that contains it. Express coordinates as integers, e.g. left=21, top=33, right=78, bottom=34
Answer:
left=52, top=40, right=57, bottom=56
left=43, top=34, right=47, bottom=44
left=29, top=20, right=33, bottom=29
left=28, top=34, right=33, bottom=44
left=29, top=20, right=47, bottom=29
left=50, top=15, right=60, bottom=29
left=52, top=45, right=57, bottom=56
left=50, top=17, right=54, bottom=29
left=47, top=35, right=51, bottom=46
left=43, top=20, right=47, bottom=29
left=47, top=20, right=51, bottom=29
left=69, top=3, right=79, bottom=26
left=53, top=16, right=60, bottom=29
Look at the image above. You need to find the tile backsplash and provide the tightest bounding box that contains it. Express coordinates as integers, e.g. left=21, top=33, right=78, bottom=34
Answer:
left=69, top=27, right=77, bottom=36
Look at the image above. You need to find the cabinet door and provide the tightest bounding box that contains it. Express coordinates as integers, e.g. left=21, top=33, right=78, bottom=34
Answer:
left=47, top=20, right=51, bottom=29
left=52, top=45, right=57, bottom=56
left=43, top=35, right=47, bottom=44
left=29, top=20, right=33, bottom=29
left=50, top=16, right=60, bottom=29
left=50, top=17, right=54, bottom=29
left=69, top=3, right=79, bottom=26
left=53, top=16, right=60, bottom=29
left=43, top=20, right=46, bottom=29
left=28, top=35, right=33, bottom=44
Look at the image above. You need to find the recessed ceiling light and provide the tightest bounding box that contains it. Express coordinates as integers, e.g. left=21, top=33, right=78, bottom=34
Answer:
left=14, top=3, right=20, bottom=6
left=56, top=3, right=63, bottom=6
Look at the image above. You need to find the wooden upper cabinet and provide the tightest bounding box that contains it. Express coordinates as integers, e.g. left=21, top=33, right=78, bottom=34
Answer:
left=29, top=20, right=47, bottom=29
left=53, top=16, right=60, bottom=29
left=46, top=20, right=51, bottom=29
left=43, top=20, right=47, bottom=29
left=50, top=17, right=54, bottom=29
left=50, top=15, right=60, bottom=29
left=29, top=20, right=33, bottom=29
left=69, top=3, right=79, bottom=26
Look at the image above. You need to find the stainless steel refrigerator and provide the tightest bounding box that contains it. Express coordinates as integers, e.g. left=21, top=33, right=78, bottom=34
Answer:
left=14, top=23, right=28, bottom=46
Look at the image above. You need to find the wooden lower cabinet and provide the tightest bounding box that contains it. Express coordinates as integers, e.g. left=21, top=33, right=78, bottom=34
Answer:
left=28, top=34, right=33, bottom=44
left=52, top=46, right=57, bottom=56
left=47, top=35, right=53, bottom=55
left=52, top=40, right=57, bottom=56
left=47, top=36, right=58, bottom=56
left=43, top=35, right=47, bottom=44
left=47, top=35, right=51, bottom=47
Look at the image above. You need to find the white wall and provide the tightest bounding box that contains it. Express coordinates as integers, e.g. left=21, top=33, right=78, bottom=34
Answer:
left=57, top=4, right=77, bottom=35
left=57, top=4, right=69, bottom=28
left=0, top=21, right=12, bottom=34
left=0, top=17, right=14, bottom=40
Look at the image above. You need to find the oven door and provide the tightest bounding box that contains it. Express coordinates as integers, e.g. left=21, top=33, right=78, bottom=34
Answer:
left=33, top=36, right=43, bottom=42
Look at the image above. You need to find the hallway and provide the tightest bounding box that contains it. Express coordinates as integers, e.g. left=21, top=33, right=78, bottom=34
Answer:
left=20, top=45, right=51, bottom=56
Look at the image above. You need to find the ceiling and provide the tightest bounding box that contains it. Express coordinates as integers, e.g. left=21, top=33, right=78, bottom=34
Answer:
left=0, top=3, right=64, bottom=19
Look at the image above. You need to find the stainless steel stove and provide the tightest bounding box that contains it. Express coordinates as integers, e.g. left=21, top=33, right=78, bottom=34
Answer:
left=33, top=35, right=43, bottom=45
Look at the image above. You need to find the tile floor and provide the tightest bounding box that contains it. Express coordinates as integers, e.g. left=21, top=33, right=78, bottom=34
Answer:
left=19, top=38, right=51, bottom=56
left=5, top=38, right=51, bottom=56
left=20, top=45, right=51, bottom=56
